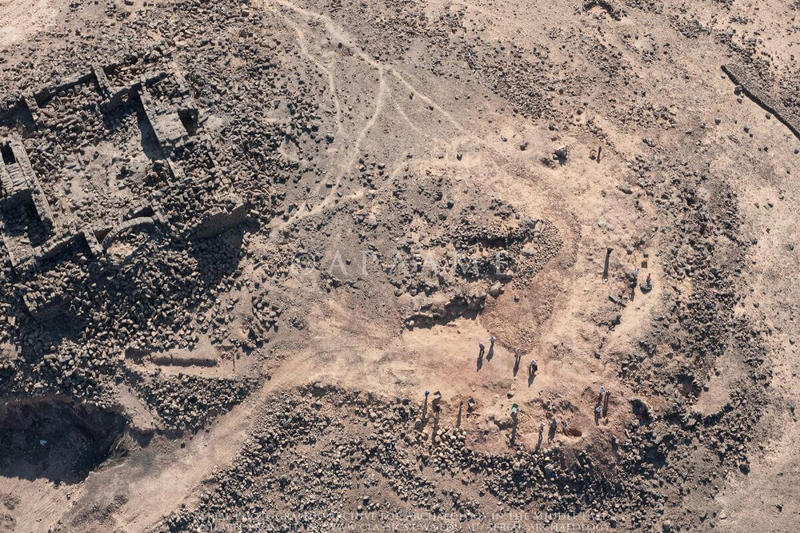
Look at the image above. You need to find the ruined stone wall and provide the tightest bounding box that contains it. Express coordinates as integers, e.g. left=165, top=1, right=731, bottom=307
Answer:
left=190, top=197, right=248, bottom=240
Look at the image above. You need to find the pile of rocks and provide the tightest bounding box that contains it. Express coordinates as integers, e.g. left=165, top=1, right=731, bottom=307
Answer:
left=157, top=386, right=674, bottom=532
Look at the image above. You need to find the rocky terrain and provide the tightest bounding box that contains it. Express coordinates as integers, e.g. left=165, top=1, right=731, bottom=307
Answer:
left=0, top=0, right=798, bottom=531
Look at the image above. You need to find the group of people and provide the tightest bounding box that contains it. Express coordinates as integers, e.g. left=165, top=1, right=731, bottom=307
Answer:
left=594, top=385, right=610, bottom=424
left=421, top=384, right=610, bottom=443
left=456, top=337, right=613, bottom=442
left=480, top=337, right=538, bottom=377
left=538, top=417, right=569, bottom=436
left=477, top=335, right=497, bottom=360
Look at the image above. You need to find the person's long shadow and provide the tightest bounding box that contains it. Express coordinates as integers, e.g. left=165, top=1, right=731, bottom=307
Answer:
left=510, top=420, right=518, bottom=447
left=415, top=397, right=429, bottom=431
left=477, top=352, right=483, bottom=371
left=528, top=370, right=536, bottom=387
left=487, top=344, right=494, bottom=361
left=548, top=422, right=557, bottom=441
left=603, top=248, right=612, bottom=281
left=536, top=430, right=543, bottom=451
left=431, top=409, right=440, bottom=446
left=513, top=357, right=520, bottom=377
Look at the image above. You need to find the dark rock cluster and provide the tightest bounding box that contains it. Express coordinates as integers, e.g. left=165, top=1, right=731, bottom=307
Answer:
left=156, top=386, right=676, bottom=532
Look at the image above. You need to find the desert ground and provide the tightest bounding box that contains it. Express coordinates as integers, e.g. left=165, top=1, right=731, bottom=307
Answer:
left=0, top=0, right=798, bottom=531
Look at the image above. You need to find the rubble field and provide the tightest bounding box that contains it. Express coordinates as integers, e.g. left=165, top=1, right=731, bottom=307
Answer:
left=0, top=0, right=799, bottom=531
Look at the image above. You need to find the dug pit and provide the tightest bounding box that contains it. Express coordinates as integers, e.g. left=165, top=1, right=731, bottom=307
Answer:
left=0, top=398, right=126, bottom=484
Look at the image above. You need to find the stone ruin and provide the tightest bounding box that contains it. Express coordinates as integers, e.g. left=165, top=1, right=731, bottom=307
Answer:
left=0, top=57, right=249, bottom=319
left=0, top=136, right=57, bottom=269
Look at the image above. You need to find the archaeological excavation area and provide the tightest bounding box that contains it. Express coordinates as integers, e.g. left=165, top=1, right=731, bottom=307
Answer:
left=0, top=0, right=799, bottom=532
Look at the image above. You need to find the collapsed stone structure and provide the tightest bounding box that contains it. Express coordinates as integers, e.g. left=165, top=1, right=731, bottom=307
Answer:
left=0, top=58, right=248, bottom=318
left=191, top=193, right=248, bottom=240
left=0, top=136, right=56, bottom=269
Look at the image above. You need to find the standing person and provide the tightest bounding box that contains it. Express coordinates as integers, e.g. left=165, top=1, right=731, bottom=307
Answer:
left=420, top=390, right=430, bottom=423
left=432, top=391, right=442, bottom=413
left=641, top=273, right=653, bottom=293
left=529, top=359, right=538, bottom=374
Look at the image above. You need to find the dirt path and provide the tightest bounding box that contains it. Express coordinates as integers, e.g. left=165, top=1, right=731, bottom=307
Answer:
left=54, top=372, right=291, bottom=532
left=266, top=0, right=463, bottom=234
left=269, top=0, right=463, bottom=129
